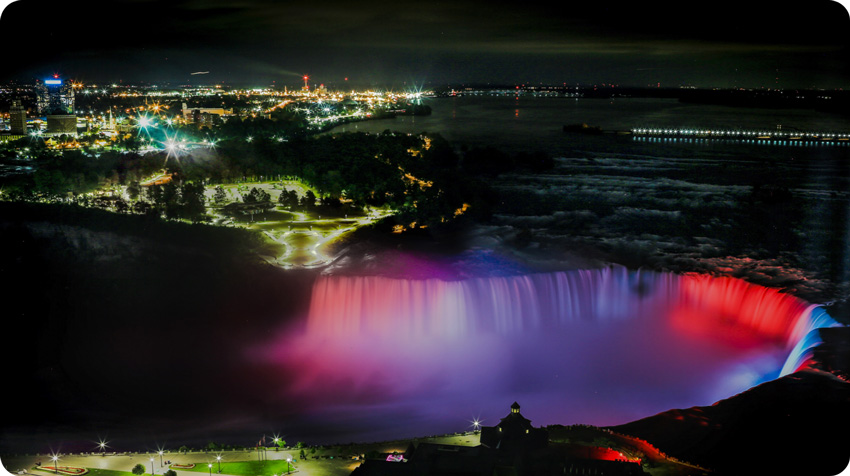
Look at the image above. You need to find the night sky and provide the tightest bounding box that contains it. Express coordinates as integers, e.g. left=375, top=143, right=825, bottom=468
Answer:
left=1, top=0, right=848, bottom=88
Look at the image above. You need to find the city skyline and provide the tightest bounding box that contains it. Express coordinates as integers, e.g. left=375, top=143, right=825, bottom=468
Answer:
left=1, top=0, right=848, bottom=89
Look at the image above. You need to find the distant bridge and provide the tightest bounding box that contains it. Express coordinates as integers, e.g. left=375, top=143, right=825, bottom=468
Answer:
left=629, top=127, right=850, bottom=145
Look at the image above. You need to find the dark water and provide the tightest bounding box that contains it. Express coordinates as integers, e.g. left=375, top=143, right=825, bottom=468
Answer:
left=330, top=97, right=850, bottom=303
left=330, top=96, right=850, bottom=154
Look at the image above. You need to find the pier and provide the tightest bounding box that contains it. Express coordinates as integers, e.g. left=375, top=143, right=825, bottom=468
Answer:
left=629, top=127, right=850, bottom=145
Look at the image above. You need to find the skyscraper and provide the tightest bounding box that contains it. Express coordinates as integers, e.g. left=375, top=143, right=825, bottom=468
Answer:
left=36, top=76, right=75, bottom=115
left=9, top=99, right=27, bottom=135
left=36, top=75, right=76, bottom=134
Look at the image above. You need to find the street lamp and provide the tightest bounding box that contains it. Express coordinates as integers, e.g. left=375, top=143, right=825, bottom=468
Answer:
left=51, top=454, right=59, bottom=474
left=158, top=450, right=164, bottom=467
left=216, top=454, right=222, bottom=473
left=150, top=457, right=155, bottom=476
left=286, top=456, right=292, bottom=474
left=208, top=463, right=212, bottom=476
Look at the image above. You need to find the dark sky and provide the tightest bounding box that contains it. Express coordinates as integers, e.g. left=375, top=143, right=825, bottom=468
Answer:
left=1, top=0, right=849, bottom=88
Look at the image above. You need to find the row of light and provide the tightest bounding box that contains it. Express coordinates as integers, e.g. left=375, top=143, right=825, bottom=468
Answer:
left=635, top=137, right=849, bottom=145
left=633, top=128, right=849, bottom=138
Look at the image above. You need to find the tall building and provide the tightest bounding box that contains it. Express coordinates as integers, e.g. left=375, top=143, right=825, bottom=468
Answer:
left=36, top=76, right=75, bottom=115
left=9, top=99, right=27, bottom=135
left=36, top=75, right=77, bottom=134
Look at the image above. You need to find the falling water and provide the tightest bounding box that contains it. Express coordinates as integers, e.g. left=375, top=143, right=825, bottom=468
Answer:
left=271, top=266, right=841, bottom=437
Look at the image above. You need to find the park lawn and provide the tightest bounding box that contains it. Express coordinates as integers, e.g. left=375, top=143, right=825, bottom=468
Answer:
left=32, top=468, right=135, bottom=476
left=177, top=460, right=293, bottom=476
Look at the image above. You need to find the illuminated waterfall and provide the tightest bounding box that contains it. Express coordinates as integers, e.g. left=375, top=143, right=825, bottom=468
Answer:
left=280, top=267, right=841, bottom=430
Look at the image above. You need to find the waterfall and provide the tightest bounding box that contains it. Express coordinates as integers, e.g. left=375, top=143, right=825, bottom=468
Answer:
left=280, top=267, right=841, bottom=429
left=306, top=267, right=839, bottom=366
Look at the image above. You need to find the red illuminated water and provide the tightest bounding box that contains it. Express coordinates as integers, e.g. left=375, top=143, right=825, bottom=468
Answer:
left=251, top=266, right=838, bottom=442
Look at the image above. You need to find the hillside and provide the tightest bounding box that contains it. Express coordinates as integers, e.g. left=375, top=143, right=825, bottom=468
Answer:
left=610, top=367, right=850, bottom=475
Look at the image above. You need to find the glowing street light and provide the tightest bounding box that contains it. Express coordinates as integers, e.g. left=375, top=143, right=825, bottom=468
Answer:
left=50, top=454, right=60, bottom=474
left=216, top=454, right=222, bottom=473
left=469, top=416, right=483, bottom=432
left=97, top=439, right=109, bottom=456
left=286, top=456, right=292, bottom=474
left=208, top=463, right=212, bottom=476
left=150, top=457, right=155, bottom=475
left=158, top=449, right=165, bottom=467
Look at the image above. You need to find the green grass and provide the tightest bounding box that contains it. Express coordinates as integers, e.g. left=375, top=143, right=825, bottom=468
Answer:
left=177, top=460, right=294, bottom=476
left=31, top=468, right=137, bottom=476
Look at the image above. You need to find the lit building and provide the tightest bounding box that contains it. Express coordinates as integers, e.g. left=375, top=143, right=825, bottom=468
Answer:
left=36, top=76, right=74, bottom=115
left=9, top=99, right=28, bottom=135
left=181, top=102, right=233, bottom=123
left=36, top=75, right=77, bottom=135
left=46, top=115, right=77, bottom=134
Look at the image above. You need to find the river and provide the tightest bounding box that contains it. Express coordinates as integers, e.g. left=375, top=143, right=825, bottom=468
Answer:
left=328, top=96, right=850, bottom=304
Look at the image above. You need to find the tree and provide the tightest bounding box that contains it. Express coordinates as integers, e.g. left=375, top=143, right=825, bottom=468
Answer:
left=300, top=190, right=316, bottom=208
left=164, top=470, right=177, bottom=476
left=131, top=464, right=145, bottom=476
left=213, top=186, right=228, bottom=205
left=127, top=181, right=142, bottom=201
left=243, top=187, right=270, bottom=204
left=278, top=189, right=298, bottom=209
left=180, top=182, right=207, bottom=222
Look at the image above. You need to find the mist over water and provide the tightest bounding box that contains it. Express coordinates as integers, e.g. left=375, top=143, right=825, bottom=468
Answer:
left=247, top=266, right=839, bottom=443
left=292, top=96, right=850, bottom=442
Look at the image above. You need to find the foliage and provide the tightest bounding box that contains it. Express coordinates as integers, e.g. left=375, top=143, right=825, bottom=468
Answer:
left=213, top=186, right=227, bottom=205
left=130, top=464, right=145, bottom=476
left=2, top=127, right=551, bottom=232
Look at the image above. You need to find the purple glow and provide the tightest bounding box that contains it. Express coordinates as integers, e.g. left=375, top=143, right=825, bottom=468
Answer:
left=248, top=266, right=839, bottom=440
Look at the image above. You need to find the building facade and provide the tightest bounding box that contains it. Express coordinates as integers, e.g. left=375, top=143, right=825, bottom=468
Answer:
left=9, top=99, right=27, bottom=135
left=36, top=76, right=77, bottom=134
left=36, top=77, right=75, bottom=115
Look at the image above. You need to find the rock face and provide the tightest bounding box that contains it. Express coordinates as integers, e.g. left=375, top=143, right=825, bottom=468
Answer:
left=610, top=367, right=850, bottom=476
